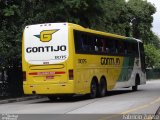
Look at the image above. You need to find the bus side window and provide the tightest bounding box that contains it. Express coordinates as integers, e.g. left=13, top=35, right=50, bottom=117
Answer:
left=124, top=41, right=128, bottom=55
left=96, top=37, right=111, bottom=54
left=95, top=37, right=103, bottom=52
left=89, top=35, right=96, bottom=52
left=103, top=39, right=111, bottom=54
left=126, top=42, right=131, bottom=55
left=81, top=33, right=97, bottom=53
left=94, top=38, right=99, bottom=52
left=117, top=40, right=125, bottom=55
left=133, top=42, right=139, bottom=57
left=101, top=38, right=107, bottom=53
left=126, top=42, right=138, bottom=56
left=74, top=30, right=96, bottom=54
left=125, top=41, right=133, bottom=56
left=81, top=34, right=90, bottom=51
left=108, top=39, right=116, bottom=54
left=74, top=31, right=83, bottom=53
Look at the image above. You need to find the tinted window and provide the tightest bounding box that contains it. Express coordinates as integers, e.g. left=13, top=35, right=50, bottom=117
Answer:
left=74, top=30, right=138, bottom=56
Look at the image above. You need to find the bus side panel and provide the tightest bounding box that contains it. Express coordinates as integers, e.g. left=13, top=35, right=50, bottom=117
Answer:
left=74, top=54, right=125, bottom=94
left=114, top=56, right=137, bottom=88
left=114, top=42, right=146, bottom=88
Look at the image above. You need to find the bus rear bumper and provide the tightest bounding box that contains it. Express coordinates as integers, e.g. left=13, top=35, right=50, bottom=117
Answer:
left=23, top=83, right=74, bottom=95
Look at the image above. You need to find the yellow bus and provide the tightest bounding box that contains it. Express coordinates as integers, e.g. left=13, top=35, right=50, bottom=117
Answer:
left=22, top=23, right=146, bottom=100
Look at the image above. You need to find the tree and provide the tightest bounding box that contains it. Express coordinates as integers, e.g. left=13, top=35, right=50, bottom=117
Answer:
left=0, top=0, right=106, bottom=69
left=126, top=0, right=156, bottom=41
left=0, top=1, right=21, bottom=69
left=0, top=0, right=159, bottom=69
left=144, top=44, right=160, bottom=69
left=101, top=0, right=130, bottom=36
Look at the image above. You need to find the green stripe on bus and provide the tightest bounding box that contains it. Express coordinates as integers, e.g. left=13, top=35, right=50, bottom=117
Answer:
left=118, top=56, right=135, bottom=82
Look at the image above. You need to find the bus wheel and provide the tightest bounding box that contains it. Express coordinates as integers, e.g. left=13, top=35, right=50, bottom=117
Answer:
left=132, top=75, right=140, bottom=91
left=48, top=96, right=57, bottom=101
left=132, top=85, right=137, bottom=91
left=98, top=78, right=106, bottom=97
left=90, top=80, right=98, bottom=99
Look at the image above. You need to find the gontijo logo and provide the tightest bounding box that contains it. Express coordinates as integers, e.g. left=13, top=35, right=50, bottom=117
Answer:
left=26, top=29, right=67, bottom=53
left=34, top=29, right=59, bottom=42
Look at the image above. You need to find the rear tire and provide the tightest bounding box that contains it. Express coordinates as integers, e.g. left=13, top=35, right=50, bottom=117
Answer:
left=90, top=80, right=98, bottom=99
left=98, top=78, right=106, bottom=97
left=48, top=96, right=57, bottom=101
left=132, top=85, right=138, bottom=91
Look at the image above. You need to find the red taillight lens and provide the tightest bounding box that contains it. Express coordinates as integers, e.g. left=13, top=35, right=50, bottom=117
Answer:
left=69, top=69, right=73, bottom=80
left=23, top=71, right=26, bottom=81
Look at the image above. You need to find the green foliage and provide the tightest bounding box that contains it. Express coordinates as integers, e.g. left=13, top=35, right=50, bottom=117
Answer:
left=0, top=0, right=160, bottom=69
left=144, top=44, right=160, bottom=69
left=3, top=5, right=19, bottom=16
left=126, top=0, right=156, bottom=40
left=100, top=0, right=130, bottom=35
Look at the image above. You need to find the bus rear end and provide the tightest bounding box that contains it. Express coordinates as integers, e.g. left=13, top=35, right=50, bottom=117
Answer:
left=22, top=23, right=74, bottom=95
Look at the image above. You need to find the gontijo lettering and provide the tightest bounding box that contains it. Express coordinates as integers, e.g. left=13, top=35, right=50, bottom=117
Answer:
left=26, top=45, right=66, bottom=53
left=101, top=57, right=120, bottom=65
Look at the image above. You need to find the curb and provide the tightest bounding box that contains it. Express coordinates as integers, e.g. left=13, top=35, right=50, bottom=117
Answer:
left=0, top=96, right=43, bottom=104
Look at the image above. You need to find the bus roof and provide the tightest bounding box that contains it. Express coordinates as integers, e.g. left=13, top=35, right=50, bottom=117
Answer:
left=68, top=23, right=126, bottom=39
left=25, top=22, right=142, bottom=43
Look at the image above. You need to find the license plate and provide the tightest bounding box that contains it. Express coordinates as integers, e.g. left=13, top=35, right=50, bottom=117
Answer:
left=46, top=76, right=54, bottom=80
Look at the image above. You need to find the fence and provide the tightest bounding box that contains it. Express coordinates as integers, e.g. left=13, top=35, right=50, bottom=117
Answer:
left=146, top=68, right=160, bottom=80
left=0, top=67, right=23, bottom=99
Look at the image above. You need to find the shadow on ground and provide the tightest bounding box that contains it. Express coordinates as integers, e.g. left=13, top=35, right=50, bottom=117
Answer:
left=35, top=88, right=143, bottom=104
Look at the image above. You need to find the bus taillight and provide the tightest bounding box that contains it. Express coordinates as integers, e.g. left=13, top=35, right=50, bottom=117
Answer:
left=23, top=71, right=26, bottom=81
left=69, top=69, right=74, bottom=80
